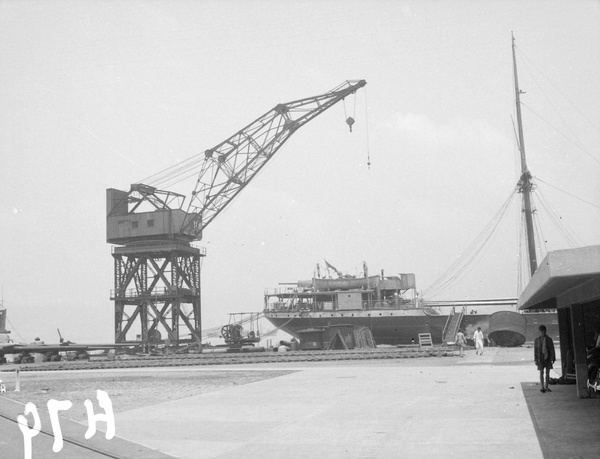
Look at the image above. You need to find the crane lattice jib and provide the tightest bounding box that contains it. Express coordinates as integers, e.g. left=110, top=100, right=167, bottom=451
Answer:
left=181, top=79, right=366, bottom=238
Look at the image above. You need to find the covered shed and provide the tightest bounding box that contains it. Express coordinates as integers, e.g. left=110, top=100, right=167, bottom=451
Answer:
left=518, top=245, right=600, bottom=398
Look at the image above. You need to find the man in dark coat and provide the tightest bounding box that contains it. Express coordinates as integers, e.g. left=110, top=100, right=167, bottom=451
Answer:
left=534, top=325, right=556, bottom=393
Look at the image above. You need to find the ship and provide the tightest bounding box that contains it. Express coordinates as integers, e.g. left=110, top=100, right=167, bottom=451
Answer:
left=263, top=269, right=557, bottom=345
left=264, top=34, right=562, bottom=346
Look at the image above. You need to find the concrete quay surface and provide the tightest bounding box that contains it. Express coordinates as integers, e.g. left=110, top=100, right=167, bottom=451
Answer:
left=3, top=346, right=599, bottom=458
left=114, top=347, right=596, bottom=459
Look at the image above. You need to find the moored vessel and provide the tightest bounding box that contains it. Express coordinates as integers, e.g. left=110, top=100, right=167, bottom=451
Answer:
left=264, top=269, right=557, bottom=345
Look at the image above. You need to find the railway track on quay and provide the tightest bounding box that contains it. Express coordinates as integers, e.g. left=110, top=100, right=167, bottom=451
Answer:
left=1, top=346, right=458, bottom=372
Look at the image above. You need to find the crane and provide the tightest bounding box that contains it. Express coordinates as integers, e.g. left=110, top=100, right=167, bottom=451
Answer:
left=107, top=79, right=367, bottom=244
left=106, top=80, right=367, bottom=349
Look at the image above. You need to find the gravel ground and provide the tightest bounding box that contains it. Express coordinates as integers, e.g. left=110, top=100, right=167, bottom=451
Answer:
left=0, top=369, right=295, bottom=423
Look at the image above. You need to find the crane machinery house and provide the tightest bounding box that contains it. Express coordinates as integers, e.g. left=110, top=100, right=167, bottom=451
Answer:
left=106, top=185, right=202, bottom=244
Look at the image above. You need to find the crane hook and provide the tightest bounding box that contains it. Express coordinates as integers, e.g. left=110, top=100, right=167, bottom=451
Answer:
left=346, top=116, right=355, bottom=132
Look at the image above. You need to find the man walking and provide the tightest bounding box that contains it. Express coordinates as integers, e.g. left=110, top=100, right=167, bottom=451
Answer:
left=534, top=325, right=556, bottom=393
left=473, top=326, right=484, bottom=355
left=455, top=329, right=466, bottom=357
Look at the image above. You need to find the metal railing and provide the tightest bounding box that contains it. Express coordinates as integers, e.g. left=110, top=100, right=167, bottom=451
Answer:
left=111, top=240, right=206, bottom=256
left=264, top=298, right=417, bottom=312
left=441, top=307, right=455, bottom=343
left=110, top=286, right=198, bottom=299
left=265, top=302, right=324, bottom=312
left=264, top=287, right=312, bottom=296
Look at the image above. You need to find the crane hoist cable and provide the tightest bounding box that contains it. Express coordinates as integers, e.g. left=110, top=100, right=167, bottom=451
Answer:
left=364, top=87, right=371, bottom=170
left=343, top=89, right=358, bottom=132
left=343, top=86, right=371, bottom=169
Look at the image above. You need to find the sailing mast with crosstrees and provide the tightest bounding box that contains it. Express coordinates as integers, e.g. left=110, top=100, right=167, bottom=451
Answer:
left=512, top=32, right=538, bottom=278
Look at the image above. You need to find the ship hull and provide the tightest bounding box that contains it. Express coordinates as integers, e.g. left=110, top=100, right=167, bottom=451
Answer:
left=264, top=310, right=558, bottom=345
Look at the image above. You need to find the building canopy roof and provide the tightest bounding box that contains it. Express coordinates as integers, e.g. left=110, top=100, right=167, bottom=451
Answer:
left=518, top=245, right=600, bottom=310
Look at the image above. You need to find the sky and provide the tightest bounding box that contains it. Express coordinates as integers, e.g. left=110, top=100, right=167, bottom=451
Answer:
left=1, top=0, right=599, bottom=344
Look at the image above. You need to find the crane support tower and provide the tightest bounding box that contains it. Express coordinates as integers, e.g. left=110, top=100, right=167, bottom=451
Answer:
left=107, top=80, right=366, bottom=349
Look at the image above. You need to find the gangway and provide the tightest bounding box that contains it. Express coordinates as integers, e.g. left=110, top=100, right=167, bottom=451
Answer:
left=442, top=306, right=466, bottom=344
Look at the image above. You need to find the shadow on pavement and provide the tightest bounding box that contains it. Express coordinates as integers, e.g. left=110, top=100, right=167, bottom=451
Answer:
left=521, top=382, right=600, bottom=458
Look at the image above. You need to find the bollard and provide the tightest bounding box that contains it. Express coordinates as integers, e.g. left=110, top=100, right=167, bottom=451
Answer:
left=15, top=368, right=20, bottom=392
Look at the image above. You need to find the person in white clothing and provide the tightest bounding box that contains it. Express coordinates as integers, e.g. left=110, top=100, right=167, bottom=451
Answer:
left=473, top=327, right=484, bottom=355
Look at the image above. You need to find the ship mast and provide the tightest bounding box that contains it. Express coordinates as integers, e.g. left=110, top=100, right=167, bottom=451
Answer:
left=512, top=32, right=537, bottom=277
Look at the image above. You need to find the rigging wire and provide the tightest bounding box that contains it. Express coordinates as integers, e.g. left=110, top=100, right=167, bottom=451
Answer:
left=159, top=167, right=203, bottom=191
left=140, top=155, right=197, bottom=184
left=520, top=101, right=600, bottom=165
left=422, top=188, right=517, bottom=299
left=534, top=176, right=600, bottom=211
left=515, top=46, right=600, bottom=137
left=512, top=102, right=528, bottom=294
left=260, top=317, right=295, bottom=338
left=534, top=186, right=584, bottom=247
left=202, top=313, right=264, bottom=339
left=530, top=193, right=548, bottom=263
left=201, top=313, right=295, bottom=341
left=140, top=154, right=205, bottom=189
left=533, top=190, right=567, bottom=247
left=510, top=114, right=524, bottom=182
left=162, top=159, right=205, bottom=187
left=516, top=47, right=591, bottom=152
left=516, top=206, right=526, bottom=296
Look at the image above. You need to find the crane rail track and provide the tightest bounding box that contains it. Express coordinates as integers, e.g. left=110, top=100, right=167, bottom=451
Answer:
left=1, top=347, right=458, bottom=372
left=0, top=410, right=122, bottom=459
